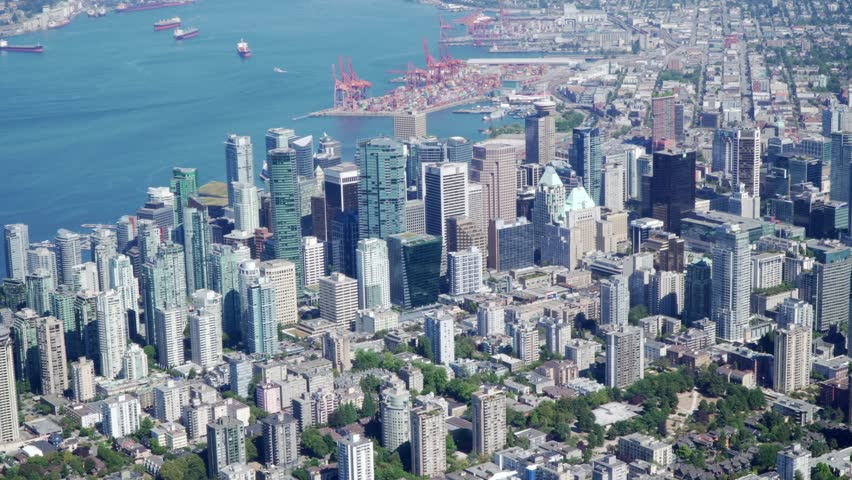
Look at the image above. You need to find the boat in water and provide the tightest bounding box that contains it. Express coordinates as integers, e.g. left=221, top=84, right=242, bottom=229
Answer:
left=154, top=17, right=181, bottom=30
left=237, top=39, right=251, bottom=58
left=0, top=39, right=44, bottom=53
left=47, top=19, right=71, bottom=29
left=273, top=67, right=287, bottom=73
left=87, top=9, right=97, bottom=17
left=98, top=7, right=108, bottom=16
left=173, top=27, right=198, bottom=40
left=116, top=1, right=193, bottom=13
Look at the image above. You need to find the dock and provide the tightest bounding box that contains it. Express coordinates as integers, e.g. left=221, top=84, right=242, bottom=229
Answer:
left=295, top=96, right=489, bottom=121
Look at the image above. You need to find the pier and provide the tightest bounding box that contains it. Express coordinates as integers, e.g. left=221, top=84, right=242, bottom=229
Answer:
left=296, top=96, right=490, bottom=121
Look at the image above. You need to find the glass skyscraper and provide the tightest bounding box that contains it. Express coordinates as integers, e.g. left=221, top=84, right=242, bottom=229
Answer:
left=170, top=167, right=198, bottom=226
left=388, top=233, right=441, bottom=309
left=358, top=138, right=407, bottom=240
left=571, top=127, right=602, bottom=206
left=225, top=134, right=254, bottom=208
left=268, top=148, right=304, bottom=290
left=649, top=149, right=696, bottom=235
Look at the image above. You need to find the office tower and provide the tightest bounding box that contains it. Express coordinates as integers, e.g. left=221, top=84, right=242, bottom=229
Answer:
left=101, top=394, right=141, bottom=439
left=27, top=247, right=57, bottom=284
left=0, top=327, right=18, bottom=443
left=182, top=207, right=209, bottom=293
left=137, top=199, right=175, bottom=239
left=477, top=303, right=504, bottom=336
left=71, top=357, right=96, bottom=402
left=25, top=269, right=53, bottom=316
left=3, top=224, right=28, bottom=281
left=358, top=138, right=407, bottom=240
left=572, top=127, right=603, bottom=205
left=601, top=275, right=629, bottom=326
left=322, top=330, right=351, bottom=372
left=424, top=310, right=454, bottom=365
left=35, top=316, right=67, bottom=395
left=405, top=200, right=425, bottom=234
left=674, top=101, right=685, bottom=143
left=246, top=277, right=278, bottom=355
left=533, top=166, right=566, bottom=253
left=380, top=387, right=410, bottom=451
left=239, top=260, right=261, bottom=332
left=147, top=186, right=175, bottom=207
left=830, top=131, right=851, bottom=203
left=268, top=148, right=304, bottom=289
left=393, top=110, right=426, bottom=138
left=773, top=325, right=811, bottom=394
left=96, top=290, right=128, bottom=379
left=447, top=216, right=487, bottom=271
left=155, top=305, right=186, bottom=368
left=261, top=413, right=299, bottom=468
left=315, top=132, right=343, bottom=169
left=330, top=211, right=360, bottom=278
left=311, top=195, right=328, bottom=242
left=190, top=290, right=223, bottom=368
left=472, top=386, right=506, bottom=455
left=822, top=106, right=852, bottom=136
left=410, top=403, right=447, bottom=477
left=513, top=325, right=539, bottom=364
left=649, top=149, right=696, bottom=234
left=592, top=455, right=629, bottom=480
left=115, top=215, right=137, bottom=253
left=712, top=224, right=751, bottom=343
left=651, top=95, right=676, bottom=149
left=777, top=298, right=814, bottom=329
left=288, top=135, right=314, bottom=178
left=356, top=238, right=390, bottom=310
left=208, top=244, right=250, bottom=339
left=260, top=259, right=298, bottom=326
left=777, top=444, right=811, bottom=480
left=54, top=229, right=82, bottom=286
left=525, top=100, right=557, bottom=164
left=122, top=344, right=149, bottom=380
left=629, top=218, right=665, bottom=254
left=319, top=272, right=358, bottom=329
left=734, top=128, right=761, bottom=215
left=602, top=164, right=626, bottom=212
left=471, top=143, right=515, bottom=223
left=266, top=128, right=296, bottom=152
left=650, top=270, right=685, bottom=317
left=467, top=182, right=485, bottom=234
left=800, top=241, right=852, bottom=334
left=751, top=252, right=784, bottom=289
left=423, top=162, right=468, bottom=272
left=233, top=182, right=260, bottom=232
left=605, top=325, right=644, bottom=389
left=170, top=167, right=198, bottom=225
left=302, top=236, right=326, bottom=288
left=142, top=242, right=187, bottom=346
left=447, top=136, right=473, bottom=165
left=406, top=137, right=444, bottom=196
left=225, top=134, right=254, bottom=207
left=712, top=129, right=736, bottom=174
left=324, top=164, right=360, bottom=227
left=448, top=247, right=482, bottom=296
left=337, top=433, right=374, bottom=480
left=488, top=218, right=534, bottom=271
left=208, top=417, right=247, bottom=477
left=388, top=233, right=441, bottom=309
left=684, top=260, right=712, bottom=323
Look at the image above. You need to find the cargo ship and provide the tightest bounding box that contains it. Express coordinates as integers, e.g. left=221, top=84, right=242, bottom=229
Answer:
left=0, top=39, right=44, bottom=53
left=237, top=39, right=251, bottom=58
left=173, top=27, right=198, bottom=40
left=115, top=0, right=193, bottom=13
left=47, top=19, right=71, bottom=29
left=154, top=17, right=181, bottom=30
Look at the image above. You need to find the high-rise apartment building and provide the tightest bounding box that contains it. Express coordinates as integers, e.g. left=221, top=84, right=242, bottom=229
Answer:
left=302, top=236, right=326, bottom=288
left=190, top=289, right=223, bottom=368
left=410, top=403, right=446, bottom=477
left=513, top=325, right=539, bottom=364
left=605, top=325, right=644, bottom=389
left=734, top=128, right=761, bottom=216
left=448, top=247, right=483, bottom=296
left=425, top=310, right=455, bottom=366
left=525, top=100, right=557, bottom=164
left=381, top=387, right=410, bottom=451
left=260, top=259, right=298, bottom=326
left=358, top=138, right=407, bottom=240
left=225, top=134, right=254, bottom=207
left=447, top=216, right=487, bottom=271
left=0, top=327, right=18, bottom=444
left=101, top=394, right=141, bottom=439
left=601, top=275, right=629, bottom=326
left=208, top=244, right=251, bottom=339
left=55, top=228, right=82, bottom=286
left=319, top=272, right=359, bottom=329
left=36, top=316, right=67, bottom=395
left=170, top=166, right=198, bottom=225
left=208, top=417, right=247, bottom=477
left=233, top=182, right=260, bottom=233
left=338, top=433, right=375, bottom=480
left=777, top=444, right=811, bottom=480
left=25, top=269, right=53, bottom=316
left=472, top=386, right=506, bottom=455
left=97, top=290, right=129, bottom=379
left=261, top=412, right=299, bottom=468
left=71, top=357, right=96, bottom=402
left=245, top=277, right=277, bottom=355
left=322, top=330, right=352, bottom=372
left=4, top=224, right=28, bottom=281
left=477, top=303, right=505, bottom=337
left=268, top=148, right=304, bottom=289
left=651, top=95, right=676, bottom=149
left=773, top=325, right=811, bottom=394
left=712, top=224, right=751, bottom=342
left=155, top=305, right=186, bottom=368
left=355, top=238, right=390, bottom=310
left=800, top=241, right=852, bottom=334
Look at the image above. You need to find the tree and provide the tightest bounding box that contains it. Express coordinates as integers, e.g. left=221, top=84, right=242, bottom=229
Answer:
left=360, top=393, right=378, bottom=418
left=753, top=444, right=783, bottom=472
left=160, top=454, right=206, bottom=480
left=455, top=335, right=477, bottom=359
left=302, top=428, right=331, bottom=458
left=812, top=463, right=837, bottom=480
left=417, top=335, right=434, bottom=362
left=353, top=350, right=381, bottom=371
left=329, top=403, right=360, bottom=427
left=246, top=435, right=261, bottom=462
left=628, top=305, right=649, bottom=325
left=446, top=434, right=457, bottom=456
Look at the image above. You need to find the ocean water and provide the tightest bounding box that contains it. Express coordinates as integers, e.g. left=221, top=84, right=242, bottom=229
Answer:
left=0, top=0, right=508, bottom=268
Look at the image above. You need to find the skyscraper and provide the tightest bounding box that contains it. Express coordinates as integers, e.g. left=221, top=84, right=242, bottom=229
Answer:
left=36, top=316, right=67, bottom=396
left=155, top=305, right=186, bottom=369
left=513, top=325, right=539, bottom=364
left=319, top=272, right=359, bottom=329
left=0, top=326, right=19, bottom=444
left=830, top=131, right=851, bottom=203
left=601, top=275, right=629, bottom=326
left=380, top=387, right=410, bottom=451
left=393, top=110, right=427, bottom=138
left=533, top=167, right=566, bottom=253
left=225, top=134, right=254, bottom=207
left=302, top=236, right=326, bottom=288
left=773, top=325, right=811, bottom=394
left=525, top=100, right=557, bottom=164
left=651, top=95, right=676, bottom=149
left=246, top=276, right=278, bottom=355
left=25, top=269, right=54, bottom=316
left=97, top=290, right=129, bottom=379
left=447, top=136, right=473, bottom=165
left=572, top=127, right=603, bottom=205
left=322, top=330, right=351, bottom=372
left=388, top=233, right=442, bottom=309
left=109, top=254, right=139, bottom=324
left=423, top=162, right=468, bottom=273
left=711, top=128, right=736, bottom=174
left=733, top=128, right=761, bottom=217
left=55, top=228, right=82, bottom=286
left=447, top=247, right=483, bottom=296
left=170, top=167, right=198, bottom=226
left=324, top=164, right=360, bottom=227
left=71, top=357, right=96, bottom=402
left=424, top=310, right=455, bottom=366
left=800, top=241, right=852, bottom=334
left=289, top=135, right=315, bottom=178
left=233, top=182, right=260, bottom=233
left=358, top=138, right=407, bottom=240
left=182, top=207, right=209, bottom=293
left=208, top=244, right=251, bottom=340
left=777, top=444, right=811, bottom=480
left=268, top=148, right=304, bottom=289
left=27, top=247, right=56, bottom=284
left=684, top=260, right=712, bottom=323
left=472, top=386, right=507, bottom=455
left=260, top=259, right=298, bottom=326
left=4, top=224, right=28, bottom=281
left=605, top=325, right=644, bottom=389
left=337, top=433, right=374, bottom=480
left=712, top=224, right=751, bottom=343
left=471, top=143, right=516, bottom=223
left=261, top=413, right=299, bottom=468
left=410, top=402, right=446, bottom=477
left=355, top=238, right=390, bottom=310
left=190, top=289, right=223, bottom=368
left=142, top=242, right=187, bottom=346
left=649, top=149, right=696, bottom=234
left=488, top=217, right=534, bottom=271
left=208, top=417, right=247, bottom=477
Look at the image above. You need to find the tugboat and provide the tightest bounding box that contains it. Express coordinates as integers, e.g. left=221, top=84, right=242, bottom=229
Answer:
left=237, top=39, right=251, bottom=58
left=173, top=27, right=198, bottom=40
